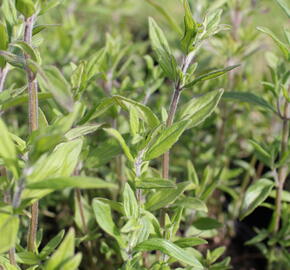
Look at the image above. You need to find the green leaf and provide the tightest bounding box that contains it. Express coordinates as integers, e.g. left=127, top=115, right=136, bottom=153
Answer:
left=84, top=97, right=115, bottom=123
left=144, top=120, right=188, bottom=161
left=11, top=41, right=38, bottom=62
left=0, top=213, right=19, bottom=254
left=222, top=91, right=276, bottom=113
left=40, top=230, right=65, bottom=258
left=149, top=17, right=178, bottom=80
left=145, top=181, right=190, bottom=211
left=181, top=0, right=198, bottom=53
left=0, top=93, right=52, bottom=111
left=129, top=106, right=139, bottom=135
left=257, top=27, right=289, bottom=60
left=38, top=66, right=74, bottom=112
left=240, top=179, right=274, bottom=220
left=178, top=89, right=224, bottom=128
left=174, top=237, right=208, bottom=248
left=0, top=23, right=8, bottom=68
left=249, top=140, right=272, bottom=168
left=183, top=65, right=240, bottom=88
left=0, top=256, right=19, bottom=270
left=174, top=197, right=208, bottom=212
left=0, top=118, right=16, bottom=161
left=145, top=0, right=182, bottom=35
left=92, top=199, right=124, bottom=247
left=134, top=238, right=203, bottom=268
left=27, top=176, right=117, bottom=190
left=274, top=0, right=290, bottom=18
left=135, top=178, right=176, bottom=189
left=104, top=128, right=134, bottom=162
left=113, top=95, right=160, bottom=129
left=44, top=229, right=76, bottom=270
left=65, top=123, right=102, bottom=140
left=16, top=252, right=40, bottom=265
left=22, top=139, right=83, bottom=203
left=123, top=183, right=139, bottom=219
left=192, top=217, right=222, bottom=230
left=16, top=0, right=35, bottom=18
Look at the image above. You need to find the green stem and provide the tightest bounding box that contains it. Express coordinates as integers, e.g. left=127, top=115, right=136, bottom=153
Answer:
left=272, top=99, right=289, bottom=233
left=24, top=14, right=39, bottom=252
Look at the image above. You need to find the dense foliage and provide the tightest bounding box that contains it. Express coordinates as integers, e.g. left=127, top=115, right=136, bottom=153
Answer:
left=0, top=0, right=289, bottom=269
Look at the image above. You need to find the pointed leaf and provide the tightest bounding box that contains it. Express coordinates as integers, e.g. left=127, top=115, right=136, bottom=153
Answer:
left=183, top=65, right=240, bottom=88
left=149, top=17, right=178, bottom=80
left=240, top=179, right=274, bottom=220
left=144, top=120, right=188, bottom=161
left=134, top=238, right=203, bottom=268
left=145, top=181, right=190, bottom=211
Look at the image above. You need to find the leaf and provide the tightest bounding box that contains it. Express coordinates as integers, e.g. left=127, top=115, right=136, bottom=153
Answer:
left=257, top=27, right=289, bottom=60
left=27, top=176, right=117, bottom=190
left=134, top=238, right=203, bottom=268
left=38, top=66, right=74, bottom=112
left=222, top=91, right=276, bottom=113
left=104, top=128, right=134, bottom=162
left=129, top=106, right=139, bottom=135
left=145, top=181, right=190, bottom=211
left=40, top=230, right=65, bottom=258
left=149, top=17, right=178, bottom=80
left=84, top=97, right=115, bottom=123
left=135, top=178, right=176, bottom=189
left=274, top=0, right=290, bottom=18
left=144, top=120, right=189, bottom=161
left=181, top=0, right=198, bottom=53
left=11, top=41, right=38, bottom=62
left=240, top=179, right=274, bottom=220
left=192, top=217, right=222, bottom=230
left=0, top=93, right=52, bottom=111
left=92, top=199, right=124, bottom=247
left=183, top=65, right=240, bottom=88
left=113, top=95, right=160, bottom=129
left=249, top=140, right=272, bottom=167
left=178, top=89, right=224, bottom=128
left=145, top=0, right=182, bottom=35
left=174, top=197, right=208, bottom=212
left=0, top=213, right=19, bottom=254
left=65, top=123, right=102, bottom=140
left=0, top=118, right=16, bottom=161
left=44, top=229, right=76, bottom=270
left=0, top=23, right=8, bottom=68
left=22, top=139, right=83, bottom=203
left=32, top=24, right=59, bottom=36
left=174, top=237, right=208, bottom=248
left=16, top=252, right=40, bottom=265
left=123, top=183, right=139, bottom=219
left=15, top=0, right=35, bottom=18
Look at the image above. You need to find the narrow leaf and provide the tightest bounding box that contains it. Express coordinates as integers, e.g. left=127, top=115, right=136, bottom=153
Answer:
left=134, top=238, right=203, bottom=268
left=240, top=179, right=274, bottom=220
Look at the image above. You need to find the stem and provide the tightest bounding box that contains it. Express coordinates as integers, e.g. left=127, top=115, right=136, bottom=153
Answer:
left=272, top=100, right=289, bottom=233
left=162, top=87, right=181, bottom=178
left=0, top=65, right=9, bottom=92
left=24, top=15, right=39, bottom=252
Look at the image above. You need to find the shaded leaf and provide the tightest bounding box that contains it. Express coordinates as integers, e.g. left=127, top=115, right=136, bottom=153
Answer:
left=240, top=179, right=274, bottom=220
